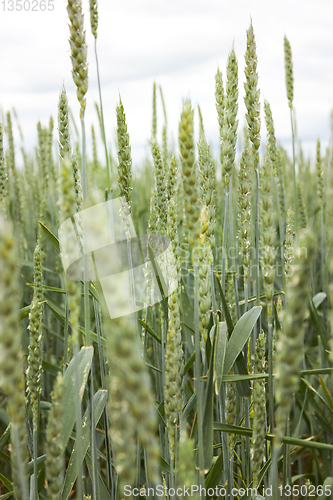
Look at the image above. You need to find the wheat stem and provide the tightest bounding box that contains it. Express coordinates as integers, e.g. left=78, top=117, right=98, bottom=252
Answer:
left=94, top=39, right=111, bottom=194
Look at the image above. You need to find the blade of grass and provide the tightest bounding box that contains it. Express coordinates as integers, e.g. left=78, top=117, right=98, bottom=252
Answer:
left=223, top=306, right=262, bottom=375
left=0, top=425, right=11, bottom=453
left=61, top=390, right=107, bottom=500
left=213, top=423, right=333, bottom=451
left=214, top=272, right=251, bottom=397
left=0, top=473, right=13, bottom=493
left=138, top=318, right=161, bottom=343
left=214, top=322, right=227, bottom=394
left=85, top=452, right=113, bottom=500
left=61, top=346, right=93, bottom=449
left=205, top=450, right=223, bottom=490
left=38, top=221, right=60, bottom=254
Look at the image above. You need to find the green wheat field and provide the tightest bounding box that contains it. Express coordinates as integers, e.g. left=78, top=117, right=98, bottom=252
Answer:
left=0, top=1, right=332, bottom=500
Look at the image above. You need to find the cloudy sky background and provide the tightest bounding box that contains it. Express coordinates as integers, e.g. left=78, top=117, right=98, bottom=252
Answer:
left=0, top=0, right=332, bottom=171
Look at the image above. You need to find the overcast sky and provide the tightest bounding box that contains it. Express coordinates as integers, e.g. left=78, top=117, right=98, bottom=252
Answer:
left=0, top=0, right=332, bottom=170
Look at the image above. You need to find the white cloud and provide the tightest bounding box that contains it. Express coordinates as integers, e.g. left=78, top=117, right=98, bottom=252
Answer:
left=0, top=0, right=332, bottom=168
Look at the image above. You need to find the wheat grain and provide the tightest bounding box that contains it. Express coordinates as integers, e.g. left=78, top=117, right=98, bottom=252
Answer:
left=284, top=36, right=294, bottom=109
left=46, top=373, right=64, bottom=500
left=0, top=216, right=29, bottom=500
left=275, top=229, right=316, bottom=437
left=67, top=0, right=88, bottom=117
